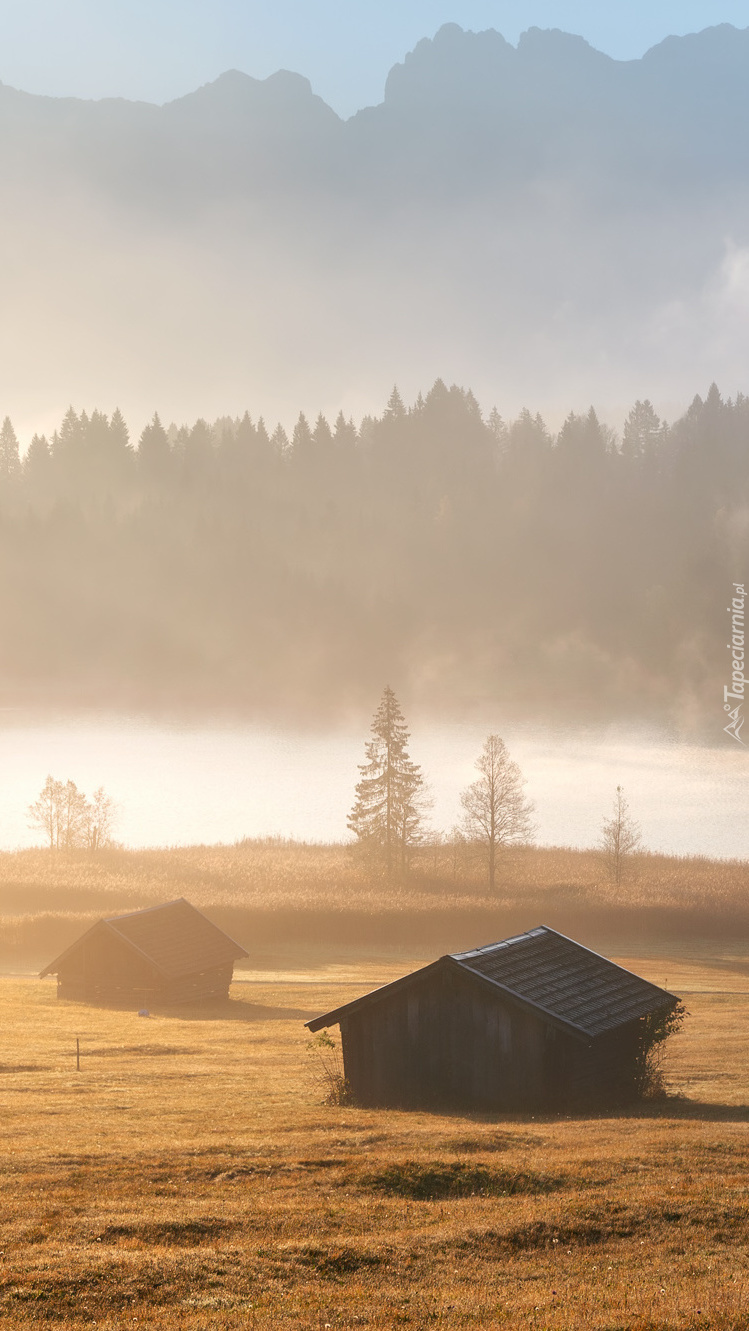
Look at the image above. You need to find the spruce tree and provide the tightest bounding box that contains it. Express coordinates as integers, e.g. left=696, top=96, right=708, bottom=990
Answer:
left=0, top=417, right=20, bottom=481
left=292, top=412, right=313, bottom=454
left=312, top=413, right=333, bottom=450
left=333, top=411, right=357, bottom=448
left=270, top=423, right=289, bottom=457
left=256, top=417, right=271, bottom=452
left=109, top=408, right=131, bottom=456
left=348, top=686, right=426, bottom=877
left=384, top=386, right=406, bottom=420
left=184, top=418, right=213, bottom=477
left=24, top=434, right=51, bottom=489
left=622, top=400, right=663, bottom=465
left=137, top=412, right=171, bottom=482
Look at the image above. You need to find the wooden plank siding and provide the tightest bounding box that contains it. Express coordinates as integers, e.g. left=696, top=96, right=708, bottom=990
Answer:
left=56, top=964, right=236, bottom=1008
left=340, top=962, right=553, bottom=1110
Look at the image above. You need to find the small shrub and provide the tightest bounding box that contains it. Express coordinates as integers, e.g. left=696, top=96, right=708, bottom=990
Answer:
left=635, top=1001, right=687, bottom=1098
left=307, top=1030, right=355, bottom=1106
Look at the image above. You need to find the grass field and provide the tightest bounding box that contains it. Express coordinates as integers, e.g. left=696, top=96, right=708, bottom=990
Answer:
left=1, top=952, right=748, bottom=1329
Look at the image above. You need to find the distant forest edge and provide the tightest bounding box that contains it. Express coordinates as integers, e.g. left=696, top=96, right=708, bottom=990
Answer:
left=0, top=379, right=744, bottom=721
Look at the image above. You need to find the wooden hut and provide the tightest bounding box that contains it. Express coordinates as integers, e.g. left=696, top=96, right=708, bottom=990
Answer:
left=40, top=898, right=248, bottom=1006
left=306, top=926, right=679, bottom=1111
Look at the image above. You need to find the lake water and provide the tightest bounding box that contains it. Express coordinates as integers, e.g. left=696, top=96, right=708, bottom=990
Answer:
left=0, top=711, right=746, bottom=859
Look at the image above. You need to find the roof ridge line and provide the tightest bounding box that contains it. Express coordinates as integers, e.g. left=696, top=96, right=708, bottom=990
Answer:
left=104, top=897, right=188, bottom=923
left=533, top=925, right=679, bottom=999
left=451, top=925, right=547, bottom=960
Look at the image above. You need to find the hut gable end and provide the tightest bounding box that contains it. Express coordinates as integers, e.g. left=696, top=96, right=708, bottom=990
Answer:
left=106, top=898, right=247, bottom=979
left=39, top=899, right=248, bottom=1007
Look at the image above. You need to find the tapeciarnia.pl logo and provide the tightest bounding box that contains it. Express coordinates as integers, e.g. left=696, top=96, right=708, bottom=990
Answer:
left=724, top=581, right=746, bottom=743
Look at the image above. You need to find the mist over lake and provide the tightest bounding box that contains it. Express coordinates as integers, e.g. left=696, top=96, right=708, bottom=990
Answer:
left=1, top=712, right=745, bottom=859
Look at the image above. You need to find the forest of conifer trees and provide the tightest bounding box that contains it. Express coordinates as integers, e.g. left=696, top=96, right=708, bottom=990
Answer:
left=0, top=380, right=744, bottom=720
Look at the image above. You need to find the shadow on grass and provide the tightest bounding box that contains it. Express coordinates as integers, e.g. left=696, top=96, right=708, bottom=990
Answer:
left=620, top=1096, right=749, bottom=1122
left=378, top=1096, right=749, bottom=1125
left=545, top=1095, right=749, bottom=1122
left=150, top=998, right=318, bottom=1023
left=553, top=1098, right=749, bottom=1123
left=61, top=996, right=317, bottom=1022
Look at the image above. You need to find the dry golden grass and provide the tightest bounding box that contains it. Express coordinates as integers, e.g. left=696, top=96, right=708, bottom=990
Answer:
left=2, top=839, right=748, bottom=914
left=2, top=840, right=749, bottom=968
left=1, top=957, right=748, bottom=1329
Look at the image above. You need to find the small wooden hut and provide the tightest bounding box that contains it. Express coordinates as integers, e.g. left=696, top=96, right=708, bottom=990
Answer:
left=307, top=926, right=679, bottom=1111
left=40, top=898, right=248, bottom=1006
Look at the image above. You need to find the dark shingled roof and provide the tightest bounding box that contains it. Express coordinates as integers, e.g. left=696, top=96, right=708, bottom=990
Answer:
left=452, top=927, right=674, bottom=1038
left=40, top=899, right=247, bottom=980
left=306, top=926, right=676, bottom=1038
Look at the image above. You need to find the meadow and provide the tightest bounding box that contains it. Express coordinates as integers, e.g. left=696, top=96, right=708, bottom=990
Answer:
left=1, top=951, right=748, bottom=1330
left=2, top=839, right=749, bottom=970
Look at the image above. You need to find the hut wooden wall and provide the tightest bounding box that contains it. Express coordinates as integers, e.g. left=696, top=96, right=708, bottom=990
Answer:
left=554, top=1020, right=649, bottom=1106
left=159, top=963, right=235, bottom=1004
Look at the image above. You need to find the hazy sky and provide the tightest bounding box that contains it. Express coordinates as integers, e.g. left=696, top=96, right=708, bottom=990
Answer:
left=1, top=2, right=748, bottom=114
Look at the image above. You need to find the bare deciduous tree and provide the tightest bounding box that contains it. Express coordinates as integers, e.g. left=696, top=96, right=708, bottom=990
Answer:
left=460, top=735, right=534, bottom=893
left=28, top=776, right=117, bottom=852
left=447, top=825, right=468, bottom=885
left=85, top=787, right=118, bottom=851
left=27, top=776, right=64, bottom=849
left=600, top=785, right=642, bottom=887
left=58, top=780, right=89, bottom=850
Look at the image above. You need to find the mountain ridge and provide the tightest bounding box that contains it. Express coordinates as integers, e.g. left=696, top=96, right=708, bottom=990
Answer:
left=3, top=21, right=749, bottom=116
left=3, top=21, right=747, bottom=194
left=2, top=21, right=749, bottom=432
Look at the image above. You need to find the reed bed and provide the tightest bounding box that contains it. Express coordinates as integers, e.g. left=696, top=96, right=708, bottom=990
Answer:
left=1, top=839, right=748, bottom=913
left=1, top=840, right=748, bottom=967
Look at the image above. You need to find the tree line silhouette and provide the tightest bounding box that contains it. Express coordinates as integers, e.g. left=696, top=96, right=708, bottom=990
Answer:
left=0, top=381, right=744, bottom=717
